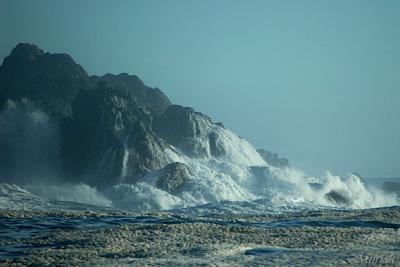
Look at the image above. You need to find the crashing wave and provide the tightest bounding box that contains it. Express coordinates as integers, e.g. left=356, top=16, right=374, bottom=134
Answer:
left=0, top=109, right=397, bottom=211
left=0, top=44, right=398, bottom=212
left=0, top=102, right=397, bottom=211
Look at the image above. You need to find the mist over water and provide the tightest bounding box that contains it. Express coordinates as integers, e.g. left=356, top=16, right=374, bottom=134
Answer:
left=0, top=100, right=62, bottom=185
left=0, top=100, right=397, bottom=212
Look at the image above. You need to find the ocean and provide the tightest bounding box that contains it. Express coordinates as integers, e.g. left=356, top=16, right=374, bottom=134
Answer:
left=0, top=177, right=399, bottom=266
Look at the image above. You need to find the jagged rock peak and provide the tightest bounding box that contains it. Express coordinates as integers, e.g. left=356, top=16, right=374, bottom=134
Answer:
left=2, top=43, right=80, bottom=70
left=3, top=43, right=44, bottom=65
left=90, top=73, right=171, bottom=115
left=0, top=43, right=89, bottom=117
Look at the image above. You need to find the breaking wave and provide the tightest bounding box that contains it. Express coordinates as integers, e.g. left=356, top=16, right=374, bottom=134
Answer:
left=1, top=146, right=397, bottom=212
left=0, top=100, right=398, bottom=212
left=100, top=161, right=397, bottom=211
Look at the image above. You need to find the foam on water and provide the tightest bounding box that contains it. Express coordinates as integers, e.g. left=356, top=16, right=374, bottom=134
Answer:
left=104, top=183, right=182, bottom=210
left=93, top=126, right=398, bottom=211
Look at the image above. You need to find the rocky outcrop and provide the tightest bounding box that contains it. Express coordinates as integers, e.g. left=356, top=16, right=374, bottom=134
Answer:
left=325, top=190, right=352, bottom=206
left=153, top=105, right=210, bottom=149
left=90, top=73, right=171, bottom=116
left=0, top=43, right=283, bottom=189
left=0, top=43, right=89, bottom=118
left=257, top=149, right=290, bottom=168
left=60, top=83, right=170, bottom=186
left=156, top=162, right=190, bottom=194
left=0, top=43, right=175, bottom=186
left=153, top=105, right=267, bottom=166
left=153, top=105, right=227, bottom=158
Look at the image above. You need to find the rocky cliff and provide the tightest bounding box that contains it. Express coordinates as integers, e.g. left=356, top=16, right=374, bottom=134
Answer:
left=60, top=84, right=171, bottom=186
left=0, top=43, right=89, bottom=118
left=0, top=43, right=287, bottom=190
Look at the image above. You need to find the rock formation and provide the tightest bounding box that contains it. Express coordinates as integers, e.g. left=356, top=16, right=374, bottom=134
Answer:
left=0, top=43, right=288, bottom=188
left=156, top=162, right=190, bottom=194
left=60, top=84, right=171, bottom=186
left=0, top=43, right=89, bottom=118
left=154, top=105, right=218, bottom=157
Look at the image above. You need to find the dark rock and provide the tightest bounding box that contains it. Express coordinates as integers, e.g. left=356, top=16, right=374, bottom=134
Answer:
left=325, top=190, right=352, bottom=206
left=1, top=43, right=278, bottom=189
left=0, top=43, right=178, bottom=186
left=0, top=43, right=89, bottom=119
left=153, top=105, right=209, bottom=147
left=90, top=73, right=171, bottom=115
left=256, top=149, right=290, bottom=168
left=0, top=43, right=177, bottom=186
left=60, top=85, right=170, bottom=186
left=156, top=162, right=190, bottom=194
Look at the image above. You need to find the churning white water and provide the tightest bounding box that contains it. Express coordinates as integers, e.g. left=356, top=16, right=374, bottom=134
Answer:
left=4, top=131, right=396, bottom=212
left=0, top=100, right=398, bottom=212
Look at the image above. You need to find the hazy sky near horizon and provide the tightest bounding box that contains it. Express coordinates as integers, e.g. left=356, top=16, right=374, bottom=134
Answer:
left=1, top=0, right=399, bottom=178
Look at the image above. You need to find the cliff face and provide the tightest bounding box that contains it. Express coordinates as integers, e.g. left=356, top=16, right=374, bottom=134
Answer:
left=0, top=44, right=173, bottom=185
left=0, top=43, right=287, bottom=188
left=153, top=105, right=217, bottom=158
left=60, top=85, right=171, bottom=186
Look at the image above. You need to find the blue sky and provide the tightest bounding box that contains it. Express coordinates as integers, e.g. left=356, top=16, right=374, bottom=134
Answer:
left=1, top=0, right=399, bottom=177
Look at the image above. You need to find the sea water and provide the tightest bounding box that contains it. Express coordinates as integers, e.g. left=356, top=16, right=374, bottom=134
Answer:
left=0, top=180, right=399, bottom=266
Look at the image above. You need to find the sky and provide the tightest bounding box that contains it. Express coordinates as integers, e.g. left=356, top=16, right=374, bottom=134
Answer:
left=1, top=0, right=399, bottom=178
